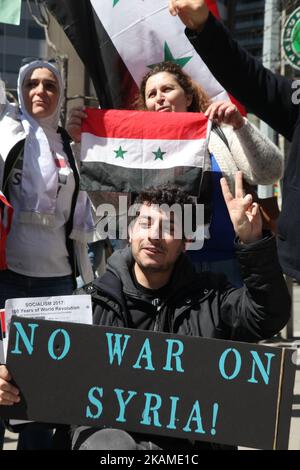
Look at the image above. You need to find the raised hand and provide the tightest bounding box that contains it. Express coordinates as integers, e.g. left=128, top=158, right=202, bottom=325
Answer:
left=205, top=101, right=244, bottom=130
left=168, top=0, right=209, bottom=31
left=66, top=106, right=87, bottom=143
left=221, top=172, right=263, bottom=244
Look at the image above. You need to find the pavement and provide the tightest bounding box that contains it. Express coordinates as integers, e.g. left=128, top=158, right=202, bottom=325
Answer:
left=2, top=283, right=300, bottom=451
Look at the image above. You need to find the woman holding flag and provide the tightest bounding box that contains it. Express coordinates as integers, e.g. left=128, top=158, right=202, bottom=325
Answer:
left=135, top=62, right=283, bottom=285
left=0, top=59, right=94, bottom=449
left=67, top=61, right=283, bottom=286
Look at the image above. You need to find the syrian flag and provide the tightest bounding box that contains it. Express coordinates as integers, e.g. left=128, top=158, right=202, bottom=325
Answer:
left=80, top=108, right=210, bottom=196
left=43, top=0, right=230, bottom=109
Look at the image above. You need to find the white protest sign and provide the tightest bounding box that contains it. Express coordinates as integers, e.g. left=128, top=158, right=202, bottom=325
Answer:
left=3, top=295, right=93, bottom=362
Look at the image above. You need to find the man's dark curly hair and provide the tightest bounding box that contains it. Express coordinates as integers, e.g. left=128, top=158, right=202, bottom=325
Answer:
left=135, top=184, right=193, bottom=207
left=133, top=185, right=197, bottom=236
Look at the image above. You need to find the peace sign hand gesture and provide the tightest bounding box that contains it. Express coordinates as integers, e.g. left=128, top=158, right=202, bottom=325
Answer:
left=221, top=172, right=263, bottom=244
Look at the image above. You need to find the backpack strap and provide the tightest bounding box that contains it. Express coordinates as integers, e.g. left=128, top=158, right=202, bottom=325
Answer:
left=212, top=124, right=230, bottom=151
left=2, top=139, right=25, bottom=196
left=0, top=191, right=13, bottom=270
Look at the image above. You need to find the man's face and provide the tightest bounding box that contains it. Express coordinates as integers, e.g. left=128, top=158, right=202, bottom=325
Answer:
left=130, top=203, right=185, bottom=274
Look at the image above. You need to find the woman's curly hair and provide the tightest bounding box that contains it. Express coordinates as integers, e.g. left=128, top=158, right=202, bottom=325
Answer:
left=132, top=61, right=211, bottom=113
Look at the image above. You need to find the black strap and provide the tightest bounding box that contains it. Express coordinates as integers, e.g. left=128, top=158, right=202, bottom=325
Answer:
left=2, top=139, right=25, bottom=197
left=212, top=124, right=230, bottom=151
left=58, top=127, right=80, bottom=287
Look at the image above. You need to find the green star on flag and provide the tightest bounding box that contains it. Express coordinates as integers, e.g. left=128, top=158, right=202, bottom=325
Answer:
left=114, top=146, right=127, bottom=159
left=148, top=42, right=193, bottom=69
left=153, top=148, right=166, bottom=161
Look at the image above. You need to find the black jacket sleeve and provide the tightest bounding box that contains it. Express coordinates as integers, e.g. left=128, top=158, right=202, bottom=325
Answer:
left=185, top=13, right=299, bottom=141
left=219, top=234, right=291, bottom=341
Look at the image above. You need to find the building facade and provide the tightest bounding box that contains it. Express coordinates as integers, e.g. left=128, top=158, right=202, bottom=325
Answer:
left=0, top=0, right=89, bottom=121
left=0, top=0, right=47, bottom=93
left=217, top=0, right=265, bottom=58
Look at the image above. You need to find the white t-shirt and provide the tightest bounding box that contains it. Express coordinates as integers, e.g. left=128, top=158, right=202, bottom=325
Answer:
left=6, top=146, right=76, bottom=277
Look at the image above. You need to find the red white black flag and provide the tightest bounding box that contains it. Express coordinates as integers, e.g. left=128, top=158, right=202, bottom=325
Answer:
left=44, top=0, right=229, bottom=108
left=80, top=108, right=210, bottom=195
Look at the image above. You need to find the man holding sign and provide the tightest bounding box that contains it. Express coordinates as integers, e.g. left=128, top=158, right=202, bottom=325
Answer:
left=0, top=174, right=291, bottom=449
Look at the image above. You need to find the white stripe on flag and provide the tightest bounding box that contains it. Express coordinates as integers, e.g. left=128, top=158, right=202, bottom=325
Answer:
left=90, top=0, right=229, bottom=102
left=81, top=134, right=207, bottom=169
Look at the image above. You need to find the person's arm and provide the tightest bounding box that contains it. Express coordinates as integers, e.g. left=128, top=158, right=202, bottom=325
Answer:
left=206, top=100, right=283, bottom=184
left=218, top=172, right=290, bottom=340
left=168, top=1, right=298, bottom=141
left=188, top=14, right=297, bottom=141
left=225, top=119, right=284, bottom=185
left=219, top=234, right=291, bottom=341
left=0, top=365, right=20, bottom=406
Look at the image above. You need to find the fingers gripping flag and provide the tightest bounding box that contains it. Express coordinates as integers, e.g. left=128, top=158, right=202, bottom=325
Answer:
left=44, top=0, right=229, bottom=108
left=80, top=109, right=211, bottom=196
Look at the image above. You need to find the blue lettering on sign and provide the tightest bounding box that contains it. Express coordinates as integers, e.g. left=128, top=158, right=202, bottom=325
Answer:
left=183, top=400, right=205, bottom=434
left=48, top=329, right=71, bottom=361
left=248, top=351, right=275, bottom=385
left=219, top=348, right=242, bottom=380
left=166, top=396, right=180, bottom=430
left=86, top=387, right=103, bottom=419
left=163, top=340, right=184, bottom=373
left=133, top=339, right=155, bottom=371
left=106, top=333, right=131, bottom=366
left=10, top=322, right=39, bottom=356
left=140, top=393, right=162, bottom=427
left=114, top=388, right=137, bottom=423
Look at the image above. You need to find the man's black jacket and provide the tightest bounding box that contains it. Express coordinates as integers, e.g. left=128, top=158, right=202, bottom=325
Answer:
left=186, top=13, right=300, bottom=281
left=77, top=235, right=290, bottom=449
left=85, top=235, right=290, bottom=343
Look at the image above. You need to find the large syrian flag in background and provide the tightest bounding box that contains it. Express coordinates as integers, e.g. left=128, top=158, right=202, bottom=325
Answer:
left=80, top=108, right=210, bottom=196
left=43, top=0, right=231, bottom=109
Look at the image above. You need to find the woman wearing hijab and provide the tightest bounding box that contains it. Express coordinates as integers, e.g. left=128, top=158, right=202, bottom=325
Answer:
left=0, top=59, right=94, bottom=449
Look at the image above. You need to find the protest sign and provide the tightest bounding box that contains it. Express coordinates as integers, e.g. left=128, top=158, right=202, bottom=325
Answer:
left=0, top=317, right=296, bottom=449
left=5, top=295, right=93, bottom=330
left=1, top=295, right=93, bottom=363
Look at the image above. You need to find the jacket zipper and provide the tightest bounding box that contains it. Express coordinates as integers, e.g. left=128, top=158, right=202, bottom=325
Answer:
left=152, top=298, right=162, bottom=332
